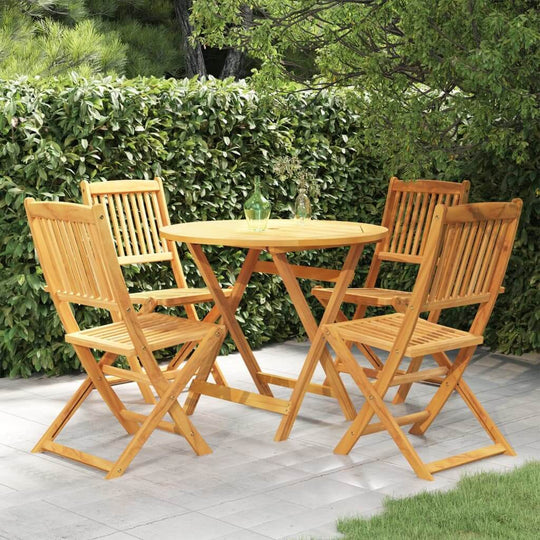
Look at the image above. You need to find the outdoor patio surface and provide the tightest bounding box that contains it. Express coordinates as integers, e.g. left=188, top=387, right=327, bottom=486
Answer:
left=1, top=341, right=538, bottom=540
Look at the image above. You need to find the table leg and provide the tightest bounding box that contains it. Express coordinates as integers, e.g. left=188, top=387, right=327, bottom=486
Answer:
left=270, top=251, right=356, bottom=421
left=187, top=244, right=273, bottom=396
left=274, top=244, right=365, bottom=441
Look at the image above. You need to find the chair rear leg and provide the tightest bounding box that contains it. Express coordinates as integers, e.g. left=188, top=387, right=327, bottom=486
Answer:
left=126, top=354, right=156, bottom=404
left=433, top=352, right=515, bottom=455
left=107, top=367, right=209, bottom=479
left=392, top=355, right=424, bottom=404
left=151, top=329, right=225, bottom=454
left=358, top=381, right=434, bottom=480
left=318, top=295, right=380, bottom=381
left=167, top=305, right=227, bottom=386
left=75, top=346, right=139, bottom=434
left=33, top=352, right=132, bottom=453
left=393, top=310, right=443, bottom=404
left=33, top=377, right=95, bottom=453
left=455, top=377, right=516, bottom=455
left=410, top=346, right=475, bottom=436
left=184, top=330, right=226, bottom=415
left=326, top=329, right=433, bottom=480
left=107, top=327, right=225, bottom=479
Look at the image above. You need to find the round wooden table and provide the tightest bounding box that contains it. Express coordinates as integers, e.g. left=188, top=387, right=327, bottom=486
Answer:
left=162, top=219, right=387, bottom=251
left=161, top=219, right=387, bottom=440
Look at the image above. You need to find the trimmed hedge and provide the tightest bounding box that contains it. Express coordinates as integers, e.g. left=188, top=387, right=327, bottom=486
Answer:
left=0, top=76, right=385, bottom=377
left=0, top=76, right=537, bottom=377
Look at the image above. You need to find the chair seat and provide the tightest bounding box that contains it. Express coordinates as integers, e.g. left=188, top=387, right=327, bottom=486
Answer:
left=329, top=313, right=483, bottom=357
left=66, top=313, right=217, bottom=356
left=130, top=287, right=232, bottom=307
left=312, top=286, right=411, bottom=307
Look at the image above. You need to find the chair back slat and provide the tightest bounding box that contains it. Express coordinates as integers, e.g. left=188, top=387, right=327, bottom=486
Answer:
left=378, top=178, right=470, bottom=262
left=419, top=201, right=522, bottom=312
left=81, top=178, right=192, bottom=303
left=82, top=179, right=171, bottom=265
left=144, top=191, right=164, bottom=251
left=25, top=199, right=128, bottom=311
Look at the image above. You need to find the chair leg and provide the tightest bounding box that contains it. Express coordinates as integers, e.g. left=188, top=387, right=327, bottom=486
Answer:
left=106, top=337, right=219, bottom=479
left=408, top=349, right=515, bottom=474
left=455, top=378, right=515, bottom=455
left=33, top=352, right=126, bottom=453
left=429, top=352, right=515, bottom=455
left=312, top=280, right=384, bottom=390
left=33, top=377, right=95, bottom=453
left=74, top=346, right=140, bottom=435
left=36, top=334, right=221, bottom=479
left=392, top=355, right=424, bottom=404
left=317, top=295, right=385, bottom=383
left=393, top=310, right=443, bottom=405
left=166, top=304, right=227, bottom=386
left=326, top=328, right=433, bottom=480
left=356, top=343, right=385, bottom=370
left=184, top=330, right=225, bottom=415
left=137, top=328, right=225, bottom=457
left=126, top=355, right=156, bottom=404
left=410, top=346, right=476, bottom=436
left=354, top=378, right=433, bottom=480
left=327, top=329, right=388, bottom=454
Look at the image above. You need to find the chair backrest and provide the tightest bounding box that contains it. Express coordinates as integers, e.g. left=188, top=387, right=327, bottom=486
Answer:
left=81, top=178, right=173, bottom=264
left=377, top=177, right=470, bottom=264
left=410, top=199, right=522, bottom=332
left=25, top=198, right=132, bottom=330
left=81, top=177, right=189, bottom=289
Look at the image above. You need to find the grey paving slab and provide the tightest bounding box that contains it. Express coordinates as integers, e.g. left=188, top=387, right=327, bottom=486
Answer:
left=69, top=494, right=189, bottom=530
left=210, top=498, right=309, bottom=529
left=251, top=507, right=340, bottom=539
left=127, top=511, right=243, bottom=540
left=216, top=531, right=273, bottom=540
left=266, top=476, right=367, bottom=509
left=92, top=534, right=139, bottom=540
left=0, top=343, right=538, bottom=540
left=0, top=500, right=117, bottom=540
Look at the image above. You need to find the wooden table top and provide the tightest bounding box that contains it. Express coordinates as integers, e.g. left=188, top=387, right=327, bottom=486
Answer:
left=161, top=219, right=387, bottom=251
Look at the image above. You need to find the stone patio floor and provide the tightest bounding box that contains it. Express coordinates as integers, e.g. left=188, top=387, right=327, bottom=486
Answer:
left=1, top=342, right=539, bottom=540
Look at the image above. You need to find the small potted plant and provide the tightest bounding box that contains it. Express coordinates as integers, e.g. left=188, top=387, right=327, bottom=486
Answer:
left=273, top=156, right=319, bottom=222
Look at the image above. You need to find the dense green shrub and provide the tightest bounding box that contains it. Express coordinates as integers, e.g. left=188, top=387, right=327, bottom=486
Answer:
left=0, top=76, right=384, bottom=377
left=0, top=76, right=537, bottom=377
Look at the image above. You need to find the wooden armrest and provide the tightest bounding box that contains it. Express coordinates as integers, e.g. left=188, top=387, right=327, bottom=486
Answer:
left=130, top=287, right=232, bottom=307
left=312, top=286, right=411, bottom=308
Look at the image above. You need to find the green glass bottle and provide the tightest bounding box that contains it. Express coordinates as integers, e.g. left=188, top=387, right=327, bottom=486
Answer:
left=294, top=185, right=312, bottom=222
left=244, top=177, right=271, bottom=231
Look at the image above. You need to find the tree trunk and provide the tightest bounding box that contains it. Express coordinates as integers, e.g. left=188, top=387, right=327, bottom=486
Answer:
left=220, top=5, right=253, bottom=80
left=220, top=49, right=244, bottom=79
left=173, top=0, right=207, bottom=77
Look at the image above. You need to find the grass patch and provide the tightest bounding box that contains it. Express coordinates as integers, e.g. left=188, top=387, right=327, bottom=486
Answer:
left=337, top=461, right=540, bottom=539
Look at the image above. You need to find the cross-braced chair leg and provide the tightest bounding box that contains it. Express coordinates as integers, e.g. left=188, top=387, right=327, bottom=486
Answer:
left=325, top=326, right=434, bottom=480
left=317, top=200, right=522, bottom=480
left=33, top=325, right=225, bottom=478
left=313, top=178, right=471, bottom=399
left=26, top=198, right=228, bottom=478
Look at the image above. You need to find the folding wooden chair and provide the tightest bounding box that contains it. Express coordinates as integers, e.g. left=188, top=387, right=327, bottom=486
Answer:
left=26, top=198, right=225, bottom=479
left=81, top=178, right=230, bottom=401
left=313, top=177, right=470, bottom=402
left=322, top=199, right=522, bottom=480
